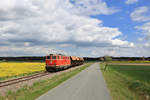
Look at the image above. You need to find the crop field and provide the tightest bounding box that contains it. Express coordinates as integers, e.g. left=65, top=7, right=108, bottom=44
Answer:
left=109, top=60, right=150, bottom=64
left=110, top=65, right=150, bottom=83
left=101, top=63, right=150, bottom=100
left=0, top=62, right=45, bottom=79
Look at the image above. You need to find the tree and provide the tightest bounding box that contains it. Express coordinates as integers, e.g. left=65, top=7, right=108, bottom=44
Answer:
left=104, top=55, right=112, bottom=71
left=99, top=57, right=104, bottom=62
left=142, top=56, right=145, bottom=61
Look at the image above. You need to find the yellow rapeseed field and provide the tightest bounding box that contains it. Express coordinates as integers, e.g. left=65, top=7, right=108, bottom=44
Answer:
left=0, top=62, right=45, bottom=78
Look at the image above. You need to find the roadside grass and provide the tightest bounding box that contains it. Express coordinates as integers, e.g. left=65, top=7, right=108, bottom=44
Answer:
left=0, top=63, right=92, bottom=100
left=100, top=63, right=150, bottom=100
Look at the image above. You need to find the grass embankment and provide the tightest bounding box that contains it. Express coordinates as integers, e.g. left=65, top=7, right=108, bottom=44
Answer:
left=0, top=63, right=92, bottom=100
left=100, top=62, right=150, bottom=100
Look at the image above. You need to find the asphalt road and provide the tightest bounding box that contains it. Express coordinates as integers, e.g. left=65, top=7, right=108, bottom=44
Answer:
left=36, top=63, right=112, bottom=100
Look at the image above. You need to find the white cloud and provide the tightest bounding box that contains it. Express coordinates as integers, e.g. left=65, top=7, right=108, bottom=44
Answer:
left=75, top=44, right=150, bottom=57
left=125, top=0, right=138, bottom=5
left=136, top=21, right=150, bottom=42
left=145, top=43, right=150, bottom=47
left=0, top=0, right=133, bottom=57
left=111, top=39, right=135, bottom=47
left=130, top=6, right=150, bottom=22
left=136, top=22, right=150, bottom=35
left=67, top=0, right=120, bottom=16
left=132, top=6, right=150, bottom=42
left=131, top=6, right=150, bottom=55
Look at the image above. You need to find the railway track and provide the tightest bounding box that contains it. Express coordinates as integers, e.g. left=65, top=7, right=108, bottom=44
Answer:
left=0, top=72, right=50, bottom=88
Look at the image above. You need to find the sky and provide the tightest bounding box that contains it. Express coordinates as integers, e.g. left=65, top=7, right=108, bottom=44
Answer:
left=0, top=0, right=150, bottom=57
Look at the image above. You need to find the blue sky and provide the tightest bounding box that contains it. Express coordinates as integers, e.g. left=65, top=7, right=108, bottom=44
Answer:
left=92, top=0, right=150, bottom=42
left=0, top=0, right=150, bottom=57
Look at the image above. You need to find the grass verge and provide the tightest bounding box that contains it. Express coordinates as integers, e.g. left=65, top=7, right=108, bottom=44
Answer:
left=0, top=63, right=92, bottom=100
left=100, top=62, right=150, bottom=100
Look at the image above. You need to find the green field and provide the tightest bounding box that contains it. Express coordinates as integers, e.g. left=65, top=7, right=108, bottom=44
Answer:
left=110, top=65, right=150, bottom=83
left=109, top=60, right=150, bottom=63
left=101, top=63, right=150, bottom=100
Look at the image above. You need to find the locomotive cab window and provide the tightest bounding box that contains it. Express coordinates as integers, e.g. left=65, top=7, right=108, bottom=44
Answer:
left=47, top=56, right=50, bottom=59
left=52, top=56, right=56, bottom=59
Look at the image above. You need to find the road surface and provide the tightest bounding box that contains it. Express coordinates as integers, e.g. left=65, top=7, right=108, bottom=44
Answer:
left=36, top=63, right=112, bottom=100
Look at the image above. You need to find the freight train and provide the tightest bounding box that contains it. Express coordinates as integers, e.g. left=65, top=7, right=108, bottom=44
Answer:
left=45, top=54, right=84, bottom=72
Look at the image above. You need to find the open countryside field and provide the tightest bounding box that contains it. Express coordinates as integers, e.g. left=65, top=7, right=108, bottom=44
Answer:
left=101, top=63, right=150, bottom=100
left=109, top=60, right=150, bottom=64
left=0, top=62, right=45, bottom=80
left=110, top=65, right=150, bottom=83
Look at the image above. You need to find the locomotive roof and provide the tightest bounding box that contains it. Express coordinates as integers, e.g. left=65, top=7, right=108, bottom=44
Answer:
left=49, top=54, right=68, bottom=56
left=48, top=54, right=84, bottom=60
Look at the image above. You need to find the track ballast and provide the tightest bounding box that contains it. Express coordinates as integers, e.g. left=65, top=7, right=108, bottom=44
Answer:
left=0, top=72, right=50, bottom=88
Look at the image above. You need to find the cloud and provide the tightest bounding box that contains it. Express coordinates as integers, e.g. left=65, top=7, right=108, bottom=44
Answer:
left=131, top=6, right=150, bottom=55
left=69, top=0, right=120, bottom=15
left=131, top=6, right=150, bottom=44
left=0, top=0, right=133, bottom=57
left=125, top=0, right=138, bottom=5
left=130, top=6, right=150, bottom=22
left=136, top=22, right=150, bottom=41
left=136, top=22, right=150, bottom=35
left=73, top=44, right=150, bottom=57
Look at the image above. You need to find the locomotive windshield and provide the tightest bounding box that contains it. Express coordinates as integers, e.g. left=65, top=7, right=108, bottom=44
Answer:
left=52, top=56, right=56, bottom=59
left=47, top=56, right=50, bottom=59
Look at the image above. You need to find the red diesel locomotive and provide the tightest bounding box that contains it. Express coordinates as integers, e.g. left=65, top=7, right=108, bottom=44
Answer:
left=45, top=54, right=84, bottom=72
